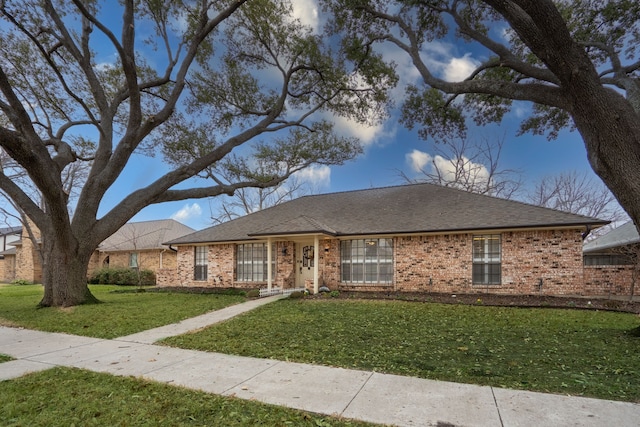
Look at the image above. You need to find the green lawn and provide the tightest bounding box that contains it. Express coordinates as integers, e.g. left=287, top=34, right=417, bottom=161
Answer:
left=162, top=299, right=640, bottom=402
left=0, top=284, right=245, bottom=339
left=2, top=284, right=639, bottom=403
left=0, top=367, right=375, bottom=427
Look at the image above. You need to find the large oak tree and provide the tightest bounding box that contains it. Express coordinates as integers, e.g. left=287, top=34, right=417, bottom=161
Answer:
left=325, top=0, right=640, bottom=231
left=0, top=0, right=393, bottom=306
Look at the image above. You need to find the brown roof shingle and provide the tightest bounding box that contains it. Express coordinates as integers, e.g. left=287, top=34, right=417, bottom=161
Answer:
left=168, top=183, right=607, bottom=244
left=100, top=219, right=194, bottom=251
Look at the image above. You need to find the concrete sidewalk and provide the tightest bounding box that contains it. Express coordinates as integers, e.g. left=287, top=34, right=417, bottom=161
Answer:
left=1, top=297, right=639, bottom=426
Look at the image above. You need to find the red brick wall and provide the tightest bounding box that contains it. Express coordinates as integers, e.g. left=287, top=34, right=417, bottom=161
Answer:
left=276, top=242, right=296, bottom=288
left=156, top=268, right=177, bottom=287
left=394, top=233, right=472, bottom=293
left=320, top=239, right=340, bottom=289
left=501, top=229, right=584, bottom=295
left=583, top=265, right=637, bottom=296
left=338, top=229, right=585, bottom=295
left=161, top=242, right=296, bottom=289
left=161, top=228, right=629, bottom=296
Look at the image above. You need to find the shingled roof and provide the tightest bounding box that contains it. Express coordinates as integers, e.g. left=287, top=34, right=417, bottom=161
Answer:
left=100, top=219, right=194, bottom=251
left=583, top=221, right=639, bottom=253
left=168, top=183, right=607, bottom=245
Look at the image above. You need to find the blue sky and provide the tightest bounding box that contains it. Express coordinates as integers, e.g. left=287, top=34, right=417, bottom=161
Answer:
left=133, top=122, right=592, bottom=231
left=119, top=0, right=597, bottom=230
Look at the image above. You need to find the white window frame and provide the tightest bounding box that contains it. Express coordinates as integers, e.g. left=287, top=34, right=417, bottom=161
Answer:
left=129, top=252, right=139, bottom=269
left=472, top=234, right=501, bottom=285
left=341, top=238, right=393, bottom=284
left=194, top=246, right=208, bottom=281
left=236, top=243, right=276, bottom=282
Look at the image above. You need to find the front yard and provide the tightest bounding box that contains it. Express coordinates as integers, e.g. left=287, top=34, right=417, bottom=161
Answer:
left=162, top=298, right=640, bottom=403
left=0, top=368, right=374, bottom=426
left=1, top=284, right=638, bottom=403
left=0, top=285, right=374, bottom=426
left=0, top=284, right=245, bottom=338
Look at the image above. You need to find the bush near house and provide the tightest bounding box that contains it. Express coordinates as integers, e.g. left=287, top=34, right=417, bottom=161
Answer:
left=10, top=279, right=34, bottom=286
left=88, top=267, right=156, bottom=286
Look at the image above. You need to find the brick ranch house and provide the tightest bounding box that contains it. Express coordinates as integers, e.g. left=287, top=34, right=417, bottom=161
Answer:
left=90, top=219, right=195, bottom=277
left=583, top=221, right=639, bottom=296
left=1, top=219, right=193, bottom=284
left=161, top=183, right=618, bottom=296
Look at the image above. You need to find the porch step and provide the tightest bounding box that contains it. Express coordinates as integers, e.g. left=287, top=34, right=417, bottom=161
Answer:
left=259, top=287, right=306, bottom=298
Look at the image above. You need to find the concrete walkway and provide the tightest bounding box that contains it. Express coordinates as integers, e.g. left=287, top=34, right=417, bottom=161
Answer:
left=0, top=296, right=638, bottom=426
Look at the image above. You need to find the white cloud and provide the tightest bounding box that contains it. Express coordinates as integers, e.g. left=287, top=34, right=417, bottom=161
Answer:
left=432, top=154, right=489, bottom=185
left=333, top=116, right=380, bottom=146
left=290, top=0, right=319, bottom=33
left=406, top=149, right=432, bottom=173
left=443, top=53, right=481, bottom=82
left=171, top=203, right=202, bottom=222
left=294, top=164, right=331, bottom=188
left=409, top=41, right=482, bottom=83
left=405, top=149, right=491, bottom=189
left=331, top=113, right=398, bottom=148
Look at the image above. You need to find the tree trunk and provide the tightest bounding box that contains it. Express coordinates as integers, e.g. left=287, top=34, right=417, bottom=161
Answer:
left=569, top=86, right=640, bottom=237
left=38, top=234, right=99, bottom=307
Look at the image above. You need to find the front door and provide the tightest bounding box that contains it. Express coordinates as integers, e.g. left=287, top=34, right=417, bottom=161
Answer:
left=296, top=241, right=315, bottom=287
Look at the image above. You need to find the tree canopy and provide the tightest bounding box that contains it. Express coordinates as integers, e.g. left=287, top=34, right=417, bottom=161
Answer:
left=0, top=0, right=393, bottom=306
left=324, top=0, right=640, bottom=230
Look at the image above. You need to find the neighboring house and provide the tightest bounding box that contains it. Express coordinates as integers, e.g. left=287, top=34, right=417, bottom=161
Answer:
left=4, top=219, right=194, bottom=284
left=162, top=183, right=611, bottom=296
left=90, top=219, right=196, bottom=279
left=0, top=226, right=22, bottom=282
left=583, top=221, right=639, bottom=296
left=0, top=226, right=21, bottom=253
left=0, top=222, right=41, bottom=284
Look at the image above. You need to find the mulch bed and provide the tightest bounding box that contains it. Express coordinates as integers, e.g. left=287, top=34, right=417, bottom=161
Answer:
left=331, top=291, right=640, bottom=315
left=151, top=285, right=640, bottom=314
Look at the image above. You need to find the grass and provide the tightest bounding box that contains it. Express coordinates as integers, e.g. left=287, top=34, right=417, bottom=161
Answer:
left=0, top=284, right=245, bottom=339
left=162, top=299, right=640, bottom=402
left=0, top=367, right=375, bottom=427
left=0, top=354, right=12, bottom=363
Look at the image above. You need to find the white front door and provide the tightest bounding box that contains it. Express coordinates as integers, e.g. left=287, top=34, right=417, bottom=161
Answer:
left=296, top=241, right=315, bottom=287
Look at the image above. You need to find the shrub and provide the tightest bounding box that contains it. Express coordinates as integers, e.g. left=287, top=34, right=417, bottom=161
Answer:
left=11, top=279, right=32, bottom=286
left=288, top=291, right=304, bottom=299
left=246, top=289, right=260, bottom=298
left=330, top=290, right=340, bottom=298
left=88, top=268, right=156, bottom=286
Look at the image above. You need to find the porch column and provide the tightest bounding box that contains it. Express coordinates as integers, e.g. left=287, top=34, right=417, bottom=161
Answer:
left=313, top=235, right=319, bottom=294
left=267, top=237, right=273, bottom=292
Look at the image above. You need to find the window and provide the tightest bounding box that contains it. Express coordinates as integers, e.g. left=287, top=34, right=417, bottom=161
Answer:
left=129, top=252, right=139, bottom=269
left=472, top=235, right=501, bottom=285
left=194, top=246, right=208, bottom=281
left=236, top=243, right=276, bottom=282
left=341, top=238, right=393, bottom=284
left=302, top=245, right=314, bottom=267
left=583, top=254, right=633, bottom=266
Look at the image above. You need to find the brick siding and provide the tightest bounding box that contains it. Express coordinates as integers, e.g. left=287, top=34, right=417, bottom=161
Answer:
left=583, top=265, right=637, bottom=296
left=501, top=229, right=584, bottom=295
left=165, top=241, right=298, bottom=289
left=160, top=228, right=635, bottom=296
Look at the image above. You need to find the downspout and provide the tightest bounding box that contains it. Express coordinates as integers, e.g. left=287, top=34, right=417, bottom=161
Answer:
left=160, top=248, right=167, bottom=269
